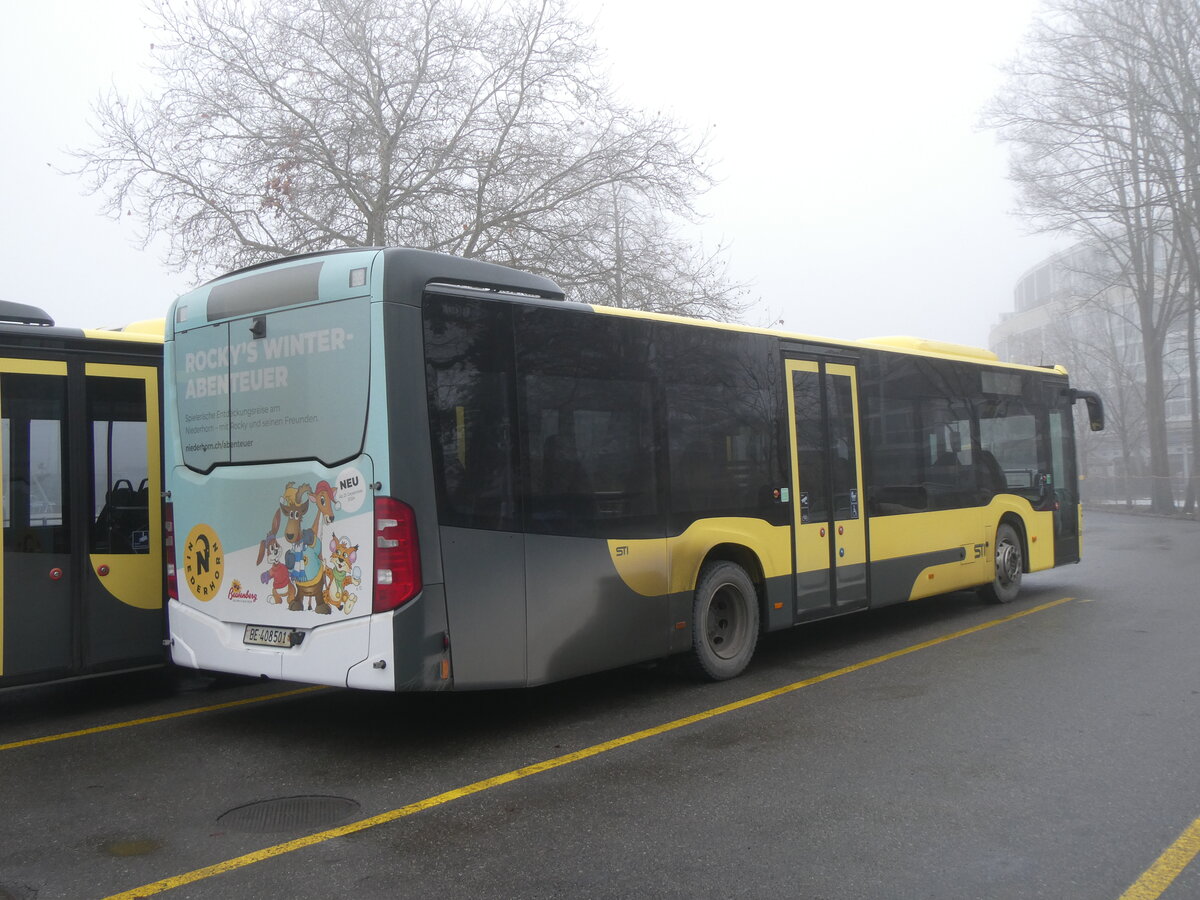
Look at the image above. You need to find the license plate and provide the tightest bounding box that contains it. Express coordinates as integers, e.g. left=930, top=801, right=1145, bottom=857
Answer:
left=243, top=625, right=296, bottom=648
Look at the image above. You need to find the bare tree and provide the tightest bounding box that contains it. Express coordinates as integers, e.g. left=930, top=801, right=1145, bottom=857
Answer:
left=987, top=0, right=1197, bottom=513
left=1050, top=286, right=1148, bottom=504
left=75, top=0, right=748, bottom=320
left=1133, top=0, right=1200, bottom=511
left=996, top=247, right=1145, bottom=502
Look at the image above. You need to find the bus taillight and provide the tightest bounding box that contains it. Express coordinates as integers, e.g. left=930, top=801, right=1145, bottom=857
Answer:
left=374, top=497, right=422, bottom=613
left=164, top=500, right=178, bottom=601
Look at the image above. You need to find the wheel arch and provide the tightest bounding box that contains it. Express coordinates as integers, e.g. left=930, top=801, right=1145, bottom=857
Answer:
left=997, top=511, right=1031, bottom=574
left=698, top=543, right=767, bottom=631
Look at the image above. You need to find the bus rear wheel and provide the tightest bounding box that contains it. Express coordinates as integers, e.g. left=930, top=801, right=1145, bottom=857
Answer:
left=689, top=561, right=760, bottom=681
left=980, top=522, right=1023, bottom=604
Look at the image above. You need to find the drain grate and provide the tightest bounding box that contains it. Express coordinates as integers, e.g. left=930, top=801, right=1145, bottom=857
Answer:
left=217, top=795, right=361, bottom=834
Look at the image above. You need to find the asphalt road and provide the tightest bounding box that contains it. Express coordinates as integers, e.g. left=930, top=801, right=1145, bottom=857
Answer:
left=1, top=509, right=1198, bottom=900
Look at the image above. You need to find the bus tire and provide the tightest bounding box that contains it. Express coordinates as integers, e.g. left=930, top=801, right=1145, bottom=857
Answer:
left=980, top=522, right=1023, bottom=604
left=689, top=561, right=760, bottom=681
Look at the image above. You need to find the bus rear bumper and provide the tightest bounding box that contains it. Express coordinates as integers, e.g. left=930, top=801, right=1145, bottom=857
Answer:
left=167, top=599, right=395, bottom=690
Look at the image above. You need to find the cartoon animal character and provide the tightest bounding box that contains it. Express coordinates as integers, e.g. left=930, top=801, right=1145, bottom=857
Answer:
left=257, top=536, right=296, bottom=606
left=272, top=482, right=312, bottom=548
left=283, top=481, right=335, bottom=614
left=282, top=536, right=327, bottom=612
left=313, top=481, right=337, bottom=537
left=326, top=533, right=361, bottom=614
left=262, top=481, right=317, bottom=611
left=264, top=480, right=337, bottom=614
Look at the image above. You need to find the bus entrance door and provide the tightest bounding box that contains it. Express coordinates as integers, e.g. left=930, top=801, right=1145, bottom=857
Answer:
left=1, top=361, right=73, bottom=680
left=785, top=358, right=868, bottom=621
left=82, top=363, right=162, bottom=668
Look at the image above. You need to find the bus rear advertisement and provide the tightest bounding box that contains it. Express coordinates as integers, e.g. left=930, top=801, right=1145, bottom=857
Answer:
left=163, top=248, right=1104, bottom=692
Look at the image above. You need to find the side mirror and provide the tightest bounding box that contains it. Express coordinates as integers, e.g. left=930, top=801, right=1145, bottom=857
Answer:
left=1069, top=389, right=1105, bottom=432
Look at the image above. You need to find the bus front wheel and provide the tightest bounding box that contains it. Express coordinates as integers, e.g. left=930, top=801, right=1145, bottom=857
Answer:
left=689, top=561, right=760, bottom=680
left=980, top=522, right=1023, bottom=604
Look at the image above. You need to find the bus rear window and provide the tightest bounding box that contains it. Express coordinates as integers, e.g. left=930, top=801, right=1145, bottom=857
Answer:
left=175, top=299, right=370, bottom=469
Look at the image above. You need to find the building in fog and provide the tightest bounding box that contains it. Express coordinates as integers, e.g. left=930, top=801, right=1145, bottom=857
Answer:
left=989, top=243, right=1194, bottom=505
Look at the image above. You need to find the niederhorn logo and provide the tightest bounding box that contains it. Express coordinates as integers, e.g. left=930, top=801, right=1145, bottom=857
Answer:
left=183, top=523, right=224, bottom=601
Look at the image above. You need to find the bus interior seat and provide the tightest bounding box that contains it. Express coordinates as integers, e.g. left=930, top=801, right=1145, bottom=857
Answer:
left=94, top=478, right=149, bottom=553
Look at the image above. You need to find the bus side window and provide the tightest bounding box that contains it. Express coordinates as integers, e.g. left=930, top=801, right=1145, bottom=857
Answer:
left=522, top=374, right=656, bottom=535
left=977, top=397, right=1042, bottom=505
left=2, top=373, right=70, bottom=555
left=660, top=325, right=785, bottom=529
left=423, top=295, right=519, bottom=533
left=516, top=307, right=658, bottom=539
left=88, top=377, right=150, bottom=554
left=862, top=406, right=926, bottom=514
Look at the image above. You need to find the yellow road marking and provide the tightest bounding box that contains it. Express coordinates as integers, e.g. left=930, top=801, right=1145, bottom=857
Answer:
left=0, top=686, right=325, bottom=752
left=1119, top=817, right=1200, bottom=900
left=103, top=596, right=1074, bottom=899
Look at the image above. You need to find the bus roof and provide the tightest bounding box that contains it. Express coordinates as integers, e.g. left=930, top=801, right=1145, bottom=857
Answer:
left=171, top=247, right=1066, bottom=374
left=172, top=247, right=564, bottom=332
left=0, top=319, right=163, bottom=350
left=84, top=319, right=166, bottom=343
left=588, top=303, right=1065, bottom=375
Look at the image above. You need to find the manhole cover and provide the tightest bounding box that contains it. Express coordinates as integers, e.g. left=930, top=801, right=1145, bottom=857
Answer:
left=217, top=796, right=361, bottom=833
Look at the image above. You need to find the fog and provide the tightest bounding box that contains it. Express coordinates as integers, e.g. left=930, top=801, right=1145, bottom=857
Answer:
left=1, top=0, right=1065, bottom=347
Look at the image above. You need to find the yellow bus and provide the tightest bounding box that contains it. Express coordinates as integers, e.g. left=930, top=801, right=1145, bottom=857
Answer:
left=0, top=302, right=164, bottom=689
left=163, top=249, right=1104, bottom=690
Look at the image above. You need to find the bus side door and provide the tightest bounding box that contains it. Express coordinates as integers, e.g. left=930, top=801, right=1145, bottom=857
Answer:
left=0, top=360, right=73, bottom=680
left=83, top=363, right=163, bottom=668
left=785, top=358, right=868, bottom=620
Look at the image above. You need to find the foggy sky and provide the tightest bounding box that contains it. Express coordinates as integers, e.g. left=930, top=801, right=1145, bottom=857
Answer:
left=2, top=0, right=1066, bottom=348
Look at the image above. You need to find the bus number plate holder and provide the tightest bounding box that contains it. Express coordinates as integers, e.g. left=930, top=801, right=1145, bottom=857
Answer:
left=243, top=625, right=296, bottom=648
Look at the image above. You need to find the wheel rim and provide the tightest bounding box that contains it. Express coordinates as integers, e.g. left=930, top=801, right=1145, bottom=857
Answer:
left=995, top=536, right=1022, bottom=587
left=706, top=583, right=748, bottom=660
